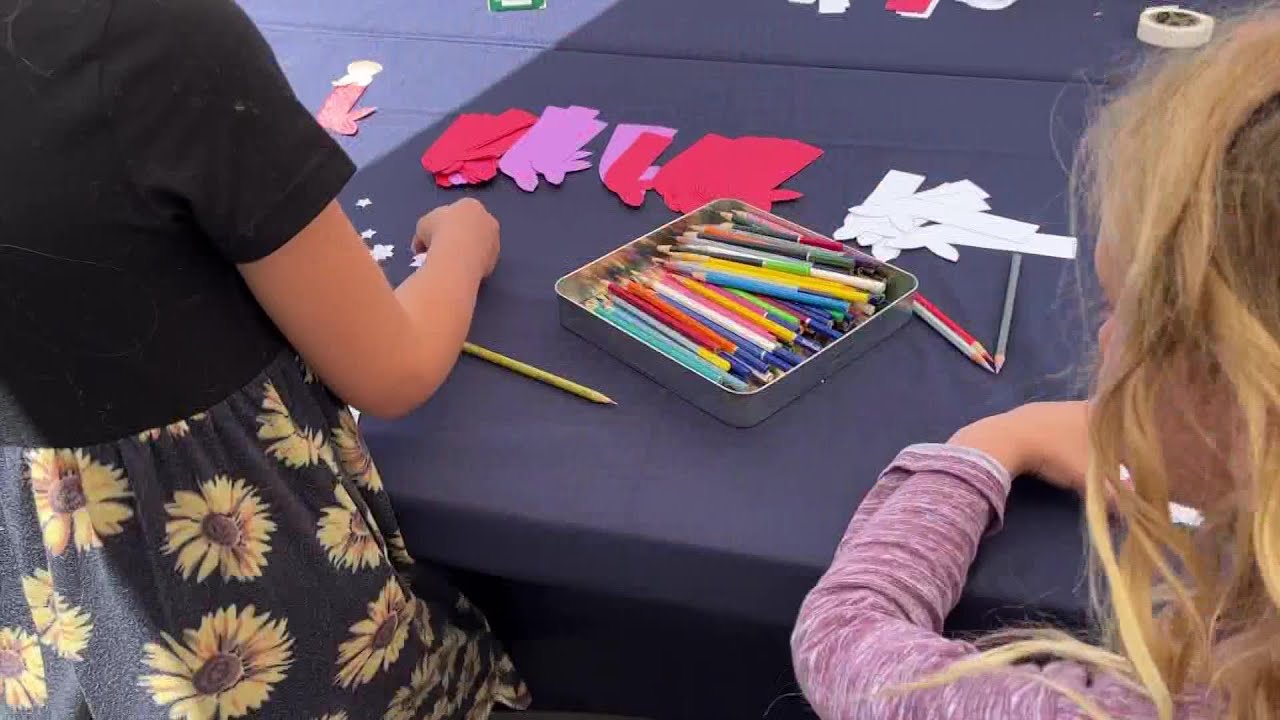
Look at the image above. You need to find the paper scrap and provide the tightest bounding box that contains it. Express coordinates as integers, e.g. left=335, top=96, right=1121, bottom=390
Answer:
left=499, top=106, right=607, bottom=192
left=410, top=253, right=426, bottom=268
left=957, top=0, right=1019, bottom=8
left=600, top=125, right=677, bottom=207
left=370, top=244, right=395, bottom=262
left=834, top=170, right=1076, bottom=261
left=355, top=198, right=372, bottom=209
left=818, top=0, right=851, bottom=13
left=316, top=84, right=376, bottom=136
left=422, top=109, right=539, bottom=187
left=897, top=0, right=941, bottom=18
left=360, top=229, right=377, bottom=240
left=651, top=134, right=823, bottom=214
left=333, top=60, right=383, bottom=88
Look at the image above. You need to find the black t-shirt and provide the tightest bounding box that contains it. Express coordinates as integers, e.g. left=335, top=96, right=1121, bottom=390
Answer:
left=0, top=0, right=354, bottom=447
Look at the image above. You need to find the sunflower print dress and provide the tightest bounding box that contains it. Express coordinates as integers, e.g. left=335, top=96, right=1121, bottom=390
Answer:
left=0, top=352, right=528, bottom=719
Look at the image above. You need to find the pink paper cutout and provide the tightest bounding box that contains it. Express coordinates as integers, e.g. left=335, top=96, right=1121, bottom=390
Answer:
left=317, top=84, right=376, bottom=136
left=603, top=131, right=676, bottom=207
left=421, top=109, right=538, bottom=187
left=598, top=124, right=677, bottom=181
left=650, top=134, right=823, bottom=213
left=499, top=106, right=607, bottom=192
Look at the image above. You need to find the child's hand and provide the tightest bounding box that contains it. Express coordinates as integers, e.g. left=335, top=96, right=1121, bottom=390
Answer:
left=412, top=198, right=501, bottom=278
left=948, top=401, right=1090, bottom=493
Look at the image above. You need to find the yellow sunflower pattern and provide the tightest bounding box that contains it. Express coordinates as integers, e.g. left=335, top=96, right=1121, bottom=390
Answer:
left=331, top=408, right=383, bottom=493
left=257, top=382, right=338, bottom=474
left=382, top=651, right=443, bottom=720
left=317, top=484, right=384, bottom=572
left=387, top=531, right=415, bottom=567
left=0, top=627, right=46, bottom=711
left=163, top=476, right=278, bottom=583
left=137, top=413, right=208, bottom=442
left=21, top=570, right=92, bottom=661
left=140, top=605, right=293, bottom=720
left=335, top=578, right=415, bottom=689
left=27, top=448, right=133, bottom=556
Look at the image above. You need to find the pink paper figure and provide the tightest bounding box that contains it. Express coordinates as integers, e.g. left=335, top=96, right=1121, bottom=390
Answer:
left=604, top=131, right=676, bottom=207
left=317, top=84, right=376, bottom=136
left=499, top=106, right=607, bottom=192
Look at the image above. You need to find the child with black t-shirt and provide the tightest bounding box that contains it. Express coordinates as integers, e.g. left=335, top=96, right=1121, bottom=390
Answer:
left=0, top=0, right=526, bottom=716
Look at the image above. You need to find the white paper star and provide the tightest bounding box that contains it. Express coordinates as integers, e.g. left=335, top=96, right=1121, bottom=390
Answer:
left=360, top=229, right=377, bottom=240
left=370, top=244, right=394, bottom=262
left=355, top=198, right=372, bottom=209
left=410, top=253, right=426, bottom=268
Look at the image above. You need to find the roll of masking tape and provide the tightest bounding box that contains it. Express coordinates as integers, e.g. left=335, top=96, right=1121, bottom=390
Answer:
left=1137, top=6, right=1215, bottom=49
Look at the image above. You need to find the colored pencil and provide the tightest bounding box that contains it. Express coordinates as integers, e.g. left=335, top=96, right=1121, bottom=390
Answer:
left=994, top=253, right=1022, bottom=373
left=710, top=217, right=847, bottom=253
left=910, top=304, right=995, bottom=373
left=695, top=281, right=803, bottom=332
left=462, top=342, right=615, bottom=405
left=729, top=290, right=804, bottom=327
left=613, top=283, right=734, bottom=354
left=914, top=293, right=992, bottom=363
left=595, top=307, right=748, bottom=391
left=670, top=275, right=800, bottom=342
left=677, top=269, right=851, bottom=313
left=610, top=296, right=734, bottom=373
left=663, top=245, right=886, bottom=294
left=685, top=229, right=862, bottom=271
left=650, top=279, right=780, bottom=352
left=663, top=259, right=869, bottom=305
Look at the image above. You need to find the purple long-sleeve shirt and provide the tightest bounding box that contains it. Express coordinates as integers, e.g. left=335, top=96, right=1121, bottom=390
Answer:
left=792, top=444, right=1216, bottom=719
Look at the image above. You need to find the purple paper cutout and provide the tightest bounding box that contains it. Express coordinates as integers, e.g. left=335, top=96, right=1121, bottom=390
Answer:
left=598, top=124, right=678, bottom=182
left=499, top=106, right=607, bottom=192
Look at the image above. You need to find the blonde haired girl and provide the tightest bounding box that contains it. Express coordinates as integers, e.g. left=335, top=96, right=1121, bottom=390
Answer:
left=793, top=9, right=1280, bottom=720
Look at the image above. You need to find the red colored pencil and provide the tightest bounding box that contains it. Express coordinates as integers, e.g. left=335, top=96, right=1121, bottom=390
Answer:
left=913, top=293, right=993, bottom=362
left=613, top=283, right=736, bottom=354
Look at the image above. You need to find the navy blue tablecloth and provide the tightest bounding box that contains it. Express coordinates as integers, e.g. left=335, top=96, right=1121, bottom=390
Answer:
left=350, top=46, right=1097, bottom=637
left=246, top=0, right=1243, bottom=83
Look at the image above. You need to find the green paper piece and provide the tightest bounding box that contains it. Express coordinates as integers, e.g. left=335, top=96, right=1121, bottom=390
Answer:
left=488, top=0, right=546, bottom=11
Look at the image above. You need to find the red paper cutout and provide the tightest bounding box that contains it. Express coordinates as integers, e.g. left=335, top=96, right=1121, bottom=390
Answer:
left=603, top=131, right=675, bottom=207
left=887, top=0, right=932, bottom=10
left=421, top=109, right=538, bottom=187
left=316, top=84, right=376, bottom=136
left=650, top=134, right=823, bottom=213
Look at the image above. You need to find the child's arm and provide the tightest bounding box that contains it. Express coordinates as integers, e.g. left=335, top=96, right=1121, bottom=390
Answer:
left=239, top=198, right=498, bottom=419
left=792, top=444, right=1155, bottom=719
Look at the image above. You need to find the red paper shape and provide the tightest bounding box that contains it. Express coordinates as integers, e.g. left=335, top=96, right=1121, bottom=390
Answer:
left=316, top=84, right=376, bottom=136
left=650, top=134, right=823, bottom=214
left=603, top=131, right=675, bottom=207
left=887, top=0, right=932, bottom=10
left=421, top=109, right=538, bottom=187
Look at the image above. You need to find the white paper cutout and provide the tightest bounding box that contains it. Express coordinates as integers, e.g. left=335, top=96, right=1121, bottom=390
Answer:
left=360, top=229, right=378, bottom=240
left=334, top=60, right=384, bottom=87
left=410, top=253, right=426, bottom=268
left=370, top=244, right=395, bottom=262
left=956, top=0, right=1018, bottom=9
left=835, top=170, right=1077, bottom=262
left=817, top=0, right=850, bottom=13
left=355, top=198, right=372, bottom=209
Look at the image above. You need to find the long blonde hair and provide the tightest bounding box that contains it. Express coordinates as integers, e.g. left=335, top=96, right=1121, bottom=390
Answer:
left=915, top=10, right=1280, bottom=719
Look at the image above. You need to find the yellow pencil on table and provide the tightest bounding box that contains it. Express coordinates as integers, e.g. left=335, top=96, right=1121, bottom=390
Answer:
left=462, top=342, right=616, bottom=405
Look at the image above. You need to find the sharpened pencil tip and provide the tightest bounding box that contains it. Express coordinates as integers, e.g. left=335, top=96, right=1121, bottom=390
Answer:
left=994, top=355, right=1005, bottom=373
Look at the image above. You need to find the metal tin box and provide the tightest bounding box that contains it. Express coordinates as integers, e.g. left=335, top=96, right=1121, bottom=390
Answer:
left=555, top=199, right=918, bottom=427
